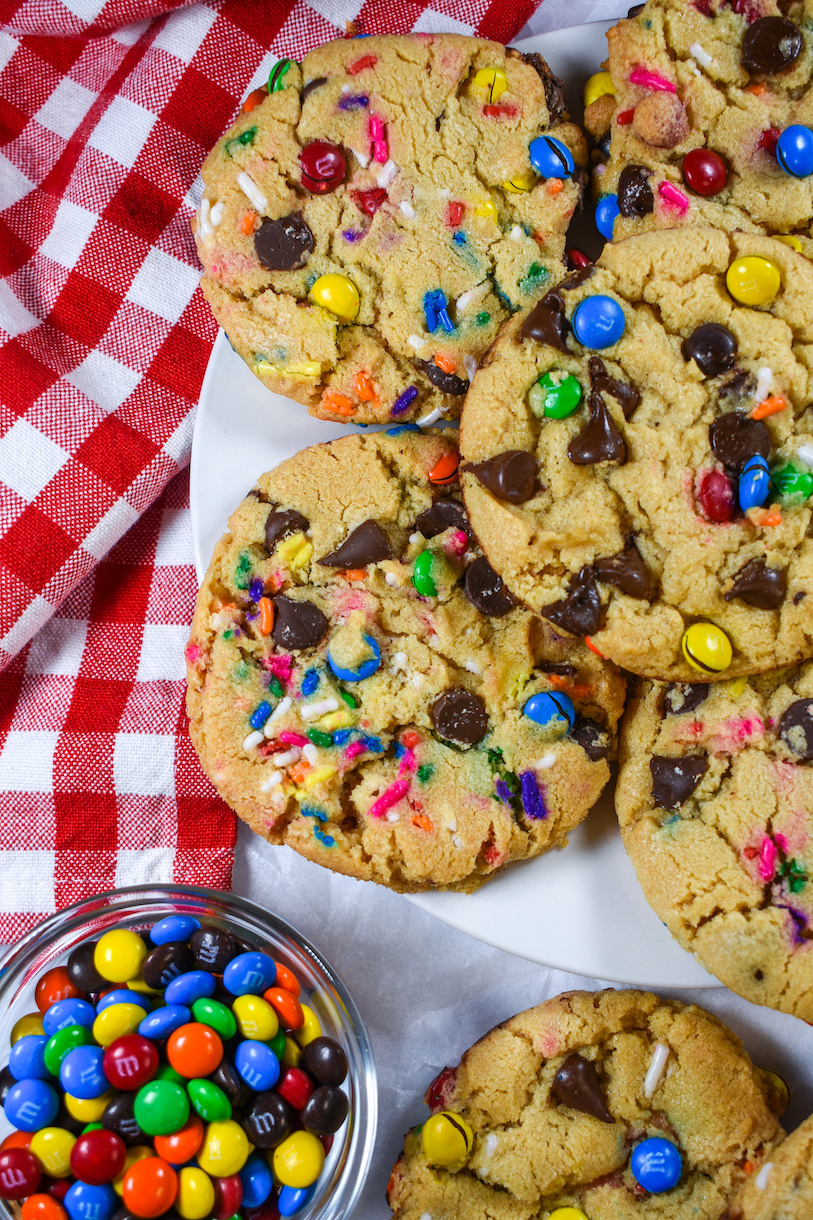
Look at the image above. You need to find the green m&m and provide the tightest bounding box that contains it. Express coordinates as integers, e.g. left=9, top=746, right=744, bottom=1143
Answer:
left=528, top=371, right=583, bottom=420
left=188, top=1078, right=232, bottom=1123
left=771, top=462, right=813, bottom=504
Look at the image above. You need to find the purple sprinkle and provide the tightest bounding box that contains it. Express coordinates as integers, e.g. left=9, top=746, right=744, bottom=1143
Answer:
left=249, top=577, right=265, bottom=601
left=392, top=385, right=418, bottom=416
left=343, top=229, right=363, bottom=242
left=520, top=770, right=547, bottom=820
left=338, top=94, right=369, bottom=110
left=495, top=779, right=512, bottom=805
left=778, top=904, right=809, bottom=944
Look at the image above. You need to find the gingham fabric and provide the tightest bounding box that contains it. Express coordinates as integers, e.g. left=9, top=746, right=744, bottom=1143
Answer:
left=0, top=0, right=538, bottom=934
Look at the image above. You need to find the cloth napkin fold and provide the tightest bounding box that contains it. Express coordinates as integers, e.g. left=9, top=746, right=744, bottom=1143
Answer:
left=0, top=0, right=538, bottom=933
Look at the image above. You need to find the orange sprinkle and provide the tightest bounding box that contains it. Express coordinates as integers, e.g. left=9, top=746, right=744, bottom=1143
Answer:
left=411, top=813, right=434, bottom=833
left=433, top=353, right=456, bottom=375
left=746, top=83, right=768, bottom=96
left=323, top=392, right=356, bottom=416
left=744, top=1162, right=754, bottom=1175
left=242, top=87, right=267, bottom=113
left=241, top=210, right=258, bottom=235
left=546, top=178, right=564, bottom=195
left=533, top=231, right=547, bottom=246
left=751, top=394, right=787, bottom=420
left=585, top=636, right=605, bottom=658
left=340, top=568, right=367, bottom=581
left=428, top=451, right=460, bottom=486
left=258, top=597, right=275, bottom=635
left=354, top=370, right=376, bottom=400
left=750, top=505, right=783, bottom=527
left=289, top=761, right=312, bottom=784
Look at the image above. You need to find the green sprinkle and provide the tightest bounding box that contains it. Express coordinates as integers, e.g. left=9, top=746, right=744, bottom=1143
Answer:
left=339, top=689, right=358, bottom=708
left=268, top=676, right=283, bottom=698
left=781, top=857, right=808, bottom=893
left=417, top=764, right=434, bottom=782
left=232, top=661, right=250, bottom=682
left=519, top=262, right=549, bottom=295
left=475, top=311, right=491, bottom=327
left=222, top=629, right=234, bottom=641
left=235, top=552, right=252, bottom=590
left=225, top=127, right=257, bottom=157
left=308, top=729, right=333, bottom=748
left=487, top=747, right=504, bottom=769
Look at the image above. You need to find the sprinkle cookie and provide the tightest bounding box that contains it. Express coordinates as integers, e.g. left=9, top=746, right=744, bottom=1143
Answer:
left=459, top=227, right=813, bottom=682
left=387, top=988, right=785, bottom=1220
left=185, top=431, right=624, bottom=893
left=595, top=0, right=813, bottom=253
left=194, top=35, right=587, bottom=425
left=725, top=1111, right=813, bottom=1219
left=616, top=666, right=813, bottom=1020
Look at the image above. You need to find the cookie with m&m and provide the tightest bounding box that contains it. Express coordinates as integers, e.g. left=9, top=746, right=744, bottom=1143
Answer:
left=194, top=34, right=587, bottom=425
left=616, top=666, right=813, bottom=1019
left=185, top=431, right=624, bottom=893
left=596, top=0, right=813, bottom=253
left=724, top=1111, right=813, bottom=1220
left=460, top=227, right=813, bottom=682
left=387, top=988, right=784, bottom=1220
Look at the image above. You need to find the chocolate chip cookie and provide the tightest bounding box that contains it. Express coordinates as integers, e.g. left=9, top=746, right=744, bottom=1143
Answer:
left=460, top=227, right=813, bottom=682
left=387, top=988, right=784, bottom=1220
left=185, top=430, right=624, bottom=893
left=194, top=34, right=587, bottom=425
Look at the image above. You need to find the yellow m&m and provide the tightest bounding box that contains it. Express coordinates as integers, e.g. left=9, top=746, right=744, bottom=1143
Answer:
left=232, top=994, right=278, bottom=1042
left=308, top=274, right=360, bottom=322
left=502, top=172, right=536, bottom=193
left=549, top=1210, right=589, bottom=1220
left=583, top=70, right=615, bottom=108
left=421, top=1110, right=473, bottom=1170
left=197, top=1120, right=249, bottom=1177
left=273, top=1131, right=325, bottom=1188
left=94, top=929, right=148, bottom=983
left=681, top=623, right=733, bottom=674
left=176, top=1167, right=215, bottom=1220
left=776, top=234, right=802, bottom=253
left=29, top=1127, right=75, bottom=1177
left=472, top=67, right=507, bottom=102
left=726, top=255, right=780, bottom=306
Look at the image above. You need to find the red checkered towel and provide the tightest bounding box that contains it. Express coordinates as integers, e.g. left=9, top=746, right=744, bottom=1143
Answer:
left=0, top=0, right=537, bottom=936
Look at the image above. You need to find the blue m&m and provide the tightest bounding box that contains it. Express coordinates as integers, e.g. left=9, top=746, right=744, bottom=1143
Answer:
left=595, top=194, right=619, bottom=241
left=4, top=1078, right=60, bottom=1131
left=223, top=952, right=277, bottom=997
left=523, top=691, right=575, bottom=733
left=148, top=914, right=201, bottom=945
left=164, top=971, right=216, bottom=1007
left=630, top=1136, right=682, bottom=1193
left=738, top=455, right=770, bottom=512
left=776, top=125, right=813, bottom=178
left=60, top=1045, right=107, bottom=1099
left=63, top=1179, right=118, bottom=1220
left=234, top=1041, right=281, bottom=1092
left=9, top=1035, right=50, bottom=1082
left=42, top=999, right=96, bottom=1036
left=327, top=635, right=381, bottom=682
left=529, top=135, right=575, bottom=178
left=572, top=296, right=625, bottom=349
left=278, top=1184, right=316, bottom=1216
left=239, top=1152, right=274, bottom=1207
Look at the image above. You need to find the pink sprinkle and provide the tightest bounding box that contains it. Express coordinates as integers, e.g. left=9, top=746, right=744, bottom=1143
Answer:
left=759, top=836, right=778, bottom=881
left=264, top=654, right=294, bottom=683
left=658, top=181, right=690, bottom=213
left=345, top=741, right=367, bottom=761
left=368, top=778, right=409, bottom=818
left=775, top=832, right=789, bottom=853
left=444, top=530, right=468, bottom=557
left=398, top=749, right=416, bottom=776
left=279, top=731, right=307, bottom=746
left=369, top=114, right=388, bottom=163
left=185, top=643, right=201, bottom=663
left=629, top=66, right=676, bottom=92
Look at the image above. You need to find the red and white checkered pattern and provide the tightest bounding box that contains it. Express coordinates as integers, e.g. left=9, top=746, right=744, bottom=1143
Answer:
left=0, top=0, right=537, bottom=934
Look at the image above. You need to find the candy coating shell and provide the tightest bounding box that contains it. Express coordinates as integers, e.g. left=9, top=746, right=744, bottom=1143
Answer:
left=272, top=1131, right=325, bottom=1188
left=725, top=256, right=780, bottom=306
left=420, top=1110, right=472, bottom=1170
left=572, top=296, right=625, bottom=348
left=681, top=622, right=732, bottom=674
left=197, top=1121, right=250, bottom=1177
left=308, top=274, right=360, bottom=322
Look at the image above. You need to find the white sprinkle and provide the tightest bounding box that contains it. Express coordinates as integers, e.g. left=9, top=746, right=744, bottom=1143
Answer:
left=237, top=171, right=267, bottom=213
left=399, top=200, right=416, bottom=219
left=509, top=224, right=524, bottom=241
left=797, top=443, right=813, bottom=469
left=385, top=572, right=399, bottom=586
left=455, top=282, right=488, bottom=312
left=270, top=787, right=286, bottom=806
left=689, top=40, right=712, bottom=67
left=409, top=533, right=422, bottom=544
left=419, top=1213, right=432, bottom=1220
left=689, top=62, right=701, bottom=76
left=407, top=334, right=426, bottom=351
left=537, top=752, right=557, bottom=769
left=303, top=743, right=319, bottom=765
left=376, top=159, right=398, bottom=188
left=484, top=1134, right=498, bottom=1158
left=271, top=748, right=300, bottom=767
left=754, top=366, right=773, bottom=403
left=464, top=355, right=477, bottom=381
left=243, top=730, right=264, bottom=751
left=644, top=1043, right=670, bottom=1098
left=352, top=148, right=369, bottom=168
left=260, top=770, right=283, bottom=792
left=755, top=1163, right=773, bottom=1191
left=301, top=697, right=339, bottom=720
left=210, top=201, right=224, bottom=226
left=391, top=651, right=409, bottom=672
left=341, top=83, right=351, bottom=93
left=452, top=834, right=464, bottom=849
left=594, top=163, right=606, bottom=178
left=198, top=199, right=213, bottom=238
left=410, top=673, right=425, bottom=688
left=465, top=660, right=482, bottom=674
left=386, top=810, right=400, bottom=823
left=417, top=405, right=444, bottom=427
left=266, top=696, right=293, bottom=727
left=445, top=814, right=457, bottom=832
left=438, top=187, right=451, bottom=199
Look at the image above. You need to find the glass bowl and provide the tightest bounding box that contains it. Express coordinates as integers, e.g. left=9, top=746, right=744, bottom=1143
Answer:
left=0, top=885, right=377, bottom=1220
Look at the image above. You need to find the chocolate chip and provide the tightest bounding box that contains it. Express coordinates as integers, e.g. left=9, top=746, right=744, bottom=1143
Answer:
left=627, top=3, right=644, bottom=14
left=464, top=556, right=516, bottom=616
left=593, top=537, right=652, bottom=599
left=317, top=519, right=392, bottom=568
left=664, top=683, right=708, bottom=716
left=430, top=689, right=489, bottom=745
left=617, top=164, right=654, bottom=217
left=540, top=567, right=602, bottom=636
left=468, top=451, right=537, bottom=504
left=519, top=51, right=566, bottom=124
left=271, top=596, right=328, bottom=650
left=538, top=662, right=577, bottom=677
left=710, top=412, right=771, bottom=475
left=588, top=356, right=640, bottom=419
left=650, top=755, right=707, bottom=808
left=718, top=368, right=755, bottom=402
left=552, top=1055, right=613, bottom=1122
left=724, top=559, right=786, bottom=610
left=265, top=508, right=309, bottom=552
left=255, top=214, right=314, bottom=271
left=794, top=591, right=807, bottom=605
left=682, top=324, right=737, bottom=378
left=561, top=266, right=595, bottom=290
left=419, top=360, right=469, bottom=395
left=568, top=393, right=626, bottom=465
left=569, top=716, right=609, bottom=761
left=301, top=76, right=328, bottom=102
left=415, top=498, right=471, bottom=538
left=521, top=289, right=570, bottom=352
left=742, top=16, right=802, bottom=76
left=779, top=699, right=813, bottom=761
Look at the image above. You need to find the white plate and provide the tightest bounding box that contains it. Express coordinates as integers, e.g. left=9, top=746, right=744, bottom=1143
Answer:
left=190, top=24, right=715, bottom=988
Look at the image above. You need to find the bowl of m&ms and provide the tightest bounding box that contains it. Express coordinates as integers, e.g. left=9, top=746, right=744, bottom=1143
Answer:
left=0, top=886, right=376, bottom=1220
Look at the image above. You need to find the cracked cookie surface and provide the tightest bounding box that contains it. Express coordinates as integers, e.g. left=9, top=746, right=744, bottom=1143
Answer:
left=387, top=988, right=784, bottom=1220
left=616, top=666, right=813, bottom=1018
left=725, top=1111, right=813, bottom=1219
left=194, top=34, right=586, bottom=425
left=185, top=430, right=624, bottom=893
left=600, top=0, right=813, bottom=252
left=459, top=227, right=813, bottom=681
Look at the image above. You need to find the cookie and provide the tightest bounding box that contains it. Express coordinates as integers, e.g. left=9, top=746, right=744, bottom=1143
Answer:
left=185, top=430, right=625, bottom=893
left=616, top=666, right=813, bottom=1019
left=387, top=988, right=784, bottom=1220
left=597, top=0, right=813, bottom=254
left=194, top=34, right=587, bottom=425
left=725, top=1112, right=813, bottom=1219
left=459, top=227, right=813, bottom=682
